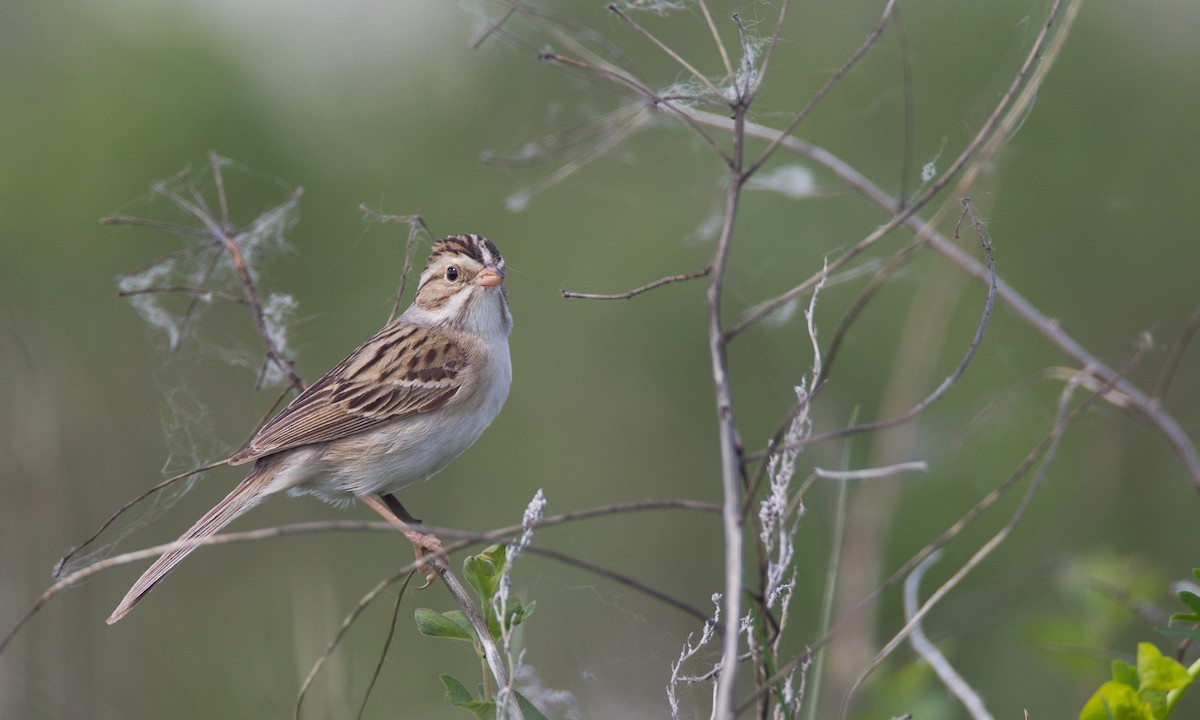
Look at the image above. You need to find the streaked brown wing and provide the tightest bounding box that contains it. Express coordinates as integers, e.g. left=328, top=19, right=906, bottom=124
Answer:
left=228, top=322, right=467, bottom=465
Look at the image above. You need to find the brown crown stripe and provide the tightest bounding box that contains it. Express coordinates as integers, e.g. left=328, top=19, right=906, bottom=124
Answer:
left=429, top=234, right=502, bottom=268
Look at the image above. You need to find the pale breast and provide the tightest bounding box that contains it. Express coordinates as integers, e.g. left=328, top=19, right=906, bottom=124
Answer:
left=290, top=332, right=511, bottom=501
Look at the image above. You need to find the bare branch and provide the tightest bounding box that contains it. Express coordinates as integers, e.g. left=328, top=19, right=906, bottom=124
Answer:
left=52, top=459, right=229, bottom=578
left=357, top=583, right=407, bottom=720
left=809, top=200, right=996, bottom=446
left=607, top=4, right=724, bottom=100
left=727, top=0, right=1068, bottom=336
left=528, top=544, right=713, bottom=625
left=100, top=214, right=217, bottom=239
left=295, top=571, right=417, bottom=720
left=842, top=367, right=1093, bottom=715
left=695, top=0, right=734, bottom=88
left=128, top=178, right=307, bottom=392
left=117, top=285, right=249, bottom=305
left=903, top=552, right=994, bottom=720
left=744, top=0, right=790, bottom=103
left=813, top=461, right=928, bottom=481
left=708, top=81, right=748, bottom=720
left=738, top=353, right=1126, bottom=714
left=1154, top=301, right=1200, bottom=401
left=562, top=266, right=711, bottom=300
left=743, top=0, right=898, bottom=180
left=357, top=206, right=428, bottom=323
left=9, top=499, right=720, bottom=656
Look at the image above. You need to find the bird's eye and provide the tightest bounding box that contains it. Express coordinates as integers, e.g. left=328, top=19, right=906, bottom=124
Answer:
left=445, top=266, right=460, bottom=282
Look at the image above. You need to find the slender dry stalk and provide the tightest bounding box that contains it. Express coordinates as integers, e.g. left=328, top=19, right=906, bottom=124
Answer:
left=902, top=552, right=994, bottom=720
left=4, top=499, right=720, bottom=656
left=561, top=266, right=711, bottom=300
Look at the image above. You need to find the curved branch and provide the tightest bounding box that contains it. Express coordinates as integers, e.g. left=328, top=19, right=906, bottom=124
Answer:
left=562, top=266, right=711, bottom=300
left=809, top=200, right=995, bottom=445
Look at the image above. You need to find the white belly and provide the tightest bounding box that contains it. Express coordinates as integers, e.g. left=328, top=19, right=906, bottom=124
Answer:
left=273, top=340, right=512, bottom=502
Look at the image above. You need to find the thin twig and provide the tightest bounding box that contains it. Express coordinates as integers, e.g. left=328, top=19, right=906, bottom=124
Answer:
left=808, top=200, right=996, bottom=446
left=171, top=249, right=224, bottom=357
left=737, top=354, right=1124, bottom=714
left=695, top=0, right=734, bottom=88
left=8, top=500, right=720, bottom=655
left=606, top=4, right=724, bottom=100
left=561, top=266, right=711, bottom=300
left=728, top=0, right=1065, bottom=336
left=117, top=286, right=248, bottom=305
left=743, top=0, right=898, bottom=180
left=1154, top=300, right=1200, bottom=401
left=894, top=4, right=915, bottom=209
left=471, top=5, right=517, bottom=49
left=209, top=151, right=231, bottom=230
left=357, top=206, right=428, bottom=323
left=813, top=461, right=927, bottom=481
left=708, top=76, right=748, bottom=720
left=686, top=73, right=1200, bottom=492
left=744, top=0, right=790, bottom=103
left=427, top=552, right=521, bottom=719
left=357, top=582, right=409, bottom=720
left=295, top=571, right=416, bottom=720
left=523, top=545, right=712, bottom=625
left=100, top=215, right=218, bottom=239
left=840, top=368, right=1091, bottom=717
left=51, top=459, right=229, bottom=578
left=902, top=552, right=994, bottom=720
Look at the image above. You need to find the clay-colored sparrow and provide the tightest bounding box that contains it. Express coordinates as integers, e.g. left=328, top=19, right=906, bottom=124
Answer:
left=108, top=234, right=512, bottom=624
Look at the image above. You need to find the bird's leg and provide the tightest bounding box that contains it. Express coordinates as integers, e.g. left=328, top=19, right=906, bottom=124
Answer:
left=382, top=493, right=421, bottom=525
left=357, top=493, right=444, bottom=587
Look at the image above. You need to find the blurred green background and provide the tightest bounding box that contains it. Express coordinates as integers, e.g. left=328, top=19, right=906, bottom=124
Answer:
left=3, top=1, right=1200, bottom=718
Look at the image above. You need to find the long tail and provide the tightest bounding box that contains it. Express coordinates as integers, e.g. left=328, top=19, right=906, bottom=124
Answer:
left=106, top=466, right=274, bottom=624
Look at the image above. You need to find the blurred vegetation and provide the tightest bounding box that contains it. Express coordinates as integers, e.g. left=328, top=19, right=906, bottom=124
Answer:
left=2, top=1, right=1200, bottom=718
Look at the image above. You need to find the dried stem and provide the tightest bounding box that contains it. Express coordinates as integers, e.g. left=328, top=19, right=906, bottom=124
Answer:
left=740, top=350, right=1135, bottom=714
left=357, top=206, right=428, bottom=323
left=117, top=285, right=248, bottom=305
left=357, top=583, right=407, bottom=719
left=154, top=182, right=307, bottom=391
left=6, top=499, right=719, bottom=656
left=606, top=4, right=723, bottom=99
left=428, top=553, right=521, bottom=719
left=295, top=571, right=417, bottom=720
left=808, top=200, right=995, bottom=446
left=743, top=0, right=897, bottom=179
left=1154, top=300, right=1200, bottom=401
left=902, top=552, right=994, bottom=720
left=561, top=266, right=711, bottom=300
left=841, top=368, right=1092, bottom=716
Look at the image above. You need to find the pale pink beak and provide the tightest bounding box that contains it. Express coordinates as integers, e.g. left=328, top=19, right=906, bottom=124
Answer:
left=474, top=265, right=505, bottom=288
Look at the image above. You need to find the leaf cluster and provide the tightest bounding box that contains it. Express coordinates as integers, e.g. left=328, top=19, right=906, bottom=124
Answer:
left=414, top=545, right=543, bottom=720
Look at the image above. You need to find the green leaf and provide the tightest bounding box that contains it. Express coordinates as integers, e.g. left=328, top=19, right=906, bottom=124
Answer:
left=440, top=675, right=495, bottom=720
left=415, top=608, right=475, bottom=642
left=1177, top=591, right=1200, bottom=616
left=514, top=690, right=551, bottom=720
left=500, top=597, right=529, bottom=628
left=465, top=544, right=508, bottom=604
left=1078, top=681, right=1153, bottom=720
left=1112, top=659, right=1139, bottom=687
left=1156, top=624, right=1200, bottom=639
left=1140, top=689, right=1169, bottom=720
left=1137, top=643, right=1193, bottom=693
left=441, top=674, right=476, bottom=705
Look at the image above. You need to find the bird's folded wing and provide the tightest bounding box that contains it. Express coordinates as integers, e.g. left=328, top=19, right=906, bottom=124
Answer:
left=229, top=322, right=467, bottom=465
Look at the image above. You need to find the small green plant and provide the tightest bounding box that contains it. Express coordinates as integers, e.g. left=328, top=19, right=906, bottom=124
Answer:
left=415, top=545, right=544, bottom=720
left=1078, top=569, right=1200, bottom=720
